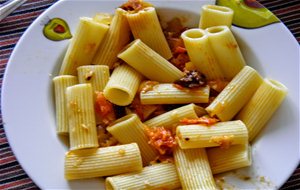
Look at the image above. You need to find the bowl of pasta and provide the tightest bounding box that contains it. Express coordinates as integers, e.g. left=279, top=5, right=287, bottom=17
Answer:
left=2, top=0, right=299, bottom=189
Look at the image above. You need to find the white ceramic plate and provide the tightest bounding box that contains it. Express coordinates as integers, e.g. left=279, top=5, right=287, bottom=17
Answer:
left=2, top=0, right=299, bottom=189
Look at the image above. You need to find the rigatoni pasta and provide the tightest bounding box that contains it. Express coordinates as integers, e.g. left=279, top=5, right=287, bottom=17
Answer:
left=59, top=17, right=109, bottom=75
left=66, top=84, right=98, bottom=150
left=51, top=1, right=288, bottom=188
left=140, top=83, right=210, bottom=104
left=107, top=114, right=158, bottom=165
left=174, top=147, right=217, bottom=189
left=181, top=28, right=224, bottom=80
left=105, top=163, right=181, bottom=190
left=103, top=64, right=143, bottom=106
left=207, top=144, right=252, bottom=174
left=144, top=103, right=206, bottom=130
left=77, top=65, right=112, bottom=125
left=206, top=25, right=246, bottom=80
left=92, top=8, right=131, bottom=69
left=176, top=120, right=248, bottom=149
left=118, top=39, right=183, bottom=83
left=53, top=75, right=78, bottom=135
left=206, top=66, right=263, bottom=121
left=199, top=5, right=234, bottom=29
left=236, top=78, right=288, bottom=141
left=65, top=143, right=143, bottom=180
left=77, top=65, right=110, bottom=92
left=126, top=6, right=172, bottom=59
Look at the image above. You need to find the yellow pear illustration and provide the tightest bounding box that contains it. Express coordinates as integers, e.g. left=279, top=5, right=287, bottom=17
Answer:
left=217, top=0, right=279, bottom=28
left=43, top=18, right=72, bottom=41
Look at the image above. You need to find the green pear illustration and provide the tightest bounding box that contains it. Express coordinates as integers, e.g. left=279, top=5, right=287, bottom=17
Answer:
left=217, top=0, right=280, bottom=28
left=43, top=18, right=72, bottom=41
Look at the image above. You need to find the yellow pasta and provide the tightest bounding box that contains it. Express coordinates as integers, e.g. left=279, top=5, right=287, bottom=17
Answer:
left=52, top=1, right=289, bottom=186
left=65, top=143, right=143, bottom=180
left=59, top=17, right=109, bottom=75
left=206, top=66, right=263, bottom=121
left=92, top=8, right=131, bottom=69
left=77, top=65, right=111, bottom=125
left=181, top=28, right=224, bottom=80
left=206, top=25, right=246, bottom=80
left=144, top=103, right=206, bottom=130
left=176, top=120, right=248, bottom=149
left=66, top=84, right=98, bottom=150
left=207, top=144, right=252, bottom=174
left=107, top=114, right=158, bottom=165
left=118, top=39, right=183, bottom=83
left=77, top=65, right=110, bottom=92
left=53, top=75, right=78, bottom=135
left=126, top=6, right=172, bottom=59
left=236, top=78, right=288, bottom=141
left=106, top=163, right=181, bottom=190
left=174, top=147, right=217, bottom=189
left=199, top=5, right=234, bottom=29
left=140, top=83, right=210, bottom=104
left=103, top=64, right=143, bottom=106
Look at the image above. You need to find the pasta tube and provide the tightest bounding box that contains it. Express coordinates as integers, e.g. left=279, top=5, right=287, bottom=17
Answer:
left=126, top=7, right=172, bottom=59
left=140, top=83, right=210, bottom=104
left=236, top=78, right=288, bottom=141
left=118, top=39, right=184, bottom=83
left=53, top=75, right=78, bottom=135
left=176, top=120, right=248, bottom=149
left=107, top=114, right=158, bottom=165
left=199, top=5, right=234, bottom=29
left=206, top=66, right=263, bottom=121
left=77, top=65, right=111, bottom=125
left=103, top=64, right=143, bottom=106
left=77, top=65, right=110, bottom=92
left=207, top=144, right=252, bottom=174
left=174, top=147, right=217, bottom=190
left=206, top=25, right=245, bottom=80
left=65, top=143, right=143, bottom=180
left=144, top=103, right=206, bottom=130
left=59, top=17, right=109, bottom=75
left=106, top=163, right=181, bottom=190
left=66, top=84, right=98, bottom=150
left=92, top=8, right=131, bottom=69
left=181, top=29, right=224, bottom=80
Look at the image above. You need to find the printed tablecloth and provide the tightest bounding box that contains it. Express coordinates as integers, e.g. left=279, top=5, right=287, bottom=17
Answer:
left=0, top=0, right=299, bottom=189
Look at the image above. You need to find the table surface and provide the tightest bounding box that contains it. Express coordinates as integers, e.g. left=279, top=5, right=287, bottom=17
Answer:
left=0, top=0, right=299, bottom=189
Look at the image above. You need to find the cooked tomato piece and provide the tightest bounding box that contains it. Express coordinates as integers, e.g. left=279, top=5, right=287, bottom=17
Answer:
left=145, top=126, right=177, bottom=155
left=95, top=92, right=115, bottom=124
